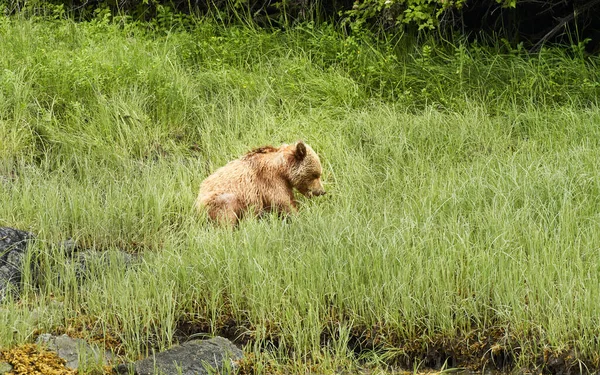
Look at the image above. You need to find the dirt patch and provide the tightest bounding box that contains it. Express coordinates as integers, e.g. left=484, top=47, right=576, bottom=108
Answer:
left=174, top=312, right=252, bottom=346
left=44, top=315, right=124, bottom=356
left=34, top=310, right=590, bottom=374
left=174, top=314, right=594, bottom=374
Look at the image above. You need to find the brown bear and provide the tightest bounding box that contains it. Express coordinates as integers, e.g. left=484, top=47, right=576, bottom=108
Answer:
left=196, top=141, right=325, bottom=226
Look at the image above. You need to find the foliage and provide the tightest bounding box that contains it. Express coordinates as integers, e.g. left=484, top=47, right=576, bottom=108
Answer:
left=342, top=0, right=460, bottom=31
left=2, top=0, right=598, bottom=44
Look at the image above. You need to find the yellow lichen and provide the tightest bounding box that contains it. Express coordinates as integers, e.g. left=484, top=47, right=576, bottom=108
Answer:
left=0, top=344, right=77, bottom=375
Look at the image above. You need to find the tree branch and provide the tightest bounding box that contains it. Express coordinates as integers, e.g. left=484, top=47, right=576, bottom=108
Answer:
left=530, top=0, right=600, bottom=52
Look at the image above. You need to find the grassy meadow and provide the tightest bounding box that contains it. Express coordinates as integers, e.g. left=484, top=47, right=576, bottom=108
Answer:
left=2, top=11, right=600, bottom=373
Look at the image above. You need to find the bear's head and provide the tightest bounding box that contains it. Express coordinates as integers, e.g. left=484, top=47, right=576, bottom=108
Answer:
left=288, top=141, right=326, bottom=197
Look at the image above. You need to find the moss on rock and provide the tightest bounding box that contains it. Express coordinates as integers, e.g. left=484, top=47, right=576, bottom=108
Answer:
left=0, top=344, right=77, bottom=375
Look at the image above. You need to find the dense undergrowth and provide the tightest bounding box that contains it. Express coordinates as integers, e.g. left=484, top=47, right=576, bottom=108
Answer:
left=2, top=10, right=600, bottom=374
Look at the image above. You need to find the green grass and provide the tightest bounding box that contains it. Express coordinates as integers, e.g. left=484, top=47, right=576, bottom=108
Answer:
left=2, top=12, right=600, bottom=374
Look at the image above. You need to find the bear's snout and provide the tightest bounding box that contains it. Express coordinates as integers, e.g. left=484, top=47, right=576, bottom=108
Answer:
left=305, top=178, right=326, bottom=197
left=311, top=189, right=326, bottom=197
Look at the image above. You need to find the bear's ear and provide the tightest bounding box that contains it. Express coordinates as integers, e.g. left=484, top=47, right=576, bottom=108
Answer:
left=294, top=141, right=307, bottom=161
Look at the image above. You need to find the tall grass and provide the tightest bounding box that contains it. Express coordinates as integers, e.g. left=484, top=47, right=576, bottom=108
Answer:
left=1, top=12, right=600, bottom=373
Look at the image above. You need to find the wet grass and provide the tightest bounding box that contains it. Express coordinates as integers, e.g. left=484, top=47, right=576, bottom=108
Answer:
left=1, top=11, right=600, bottom=374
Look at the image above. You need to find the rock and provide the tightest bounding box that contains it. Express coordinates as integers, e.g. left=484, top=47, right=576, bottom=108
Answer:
left=0, top=227, right=34, bottom=302
left=0, top=361, right=13, bottom=374
left=0, top=226, right=140, bottom=303
left=115, top=337, right=243, bottom=375
left=58, top=239, right=78, bottom=255
left=36, top=333, right=114, bottom=370
left=71, top=249, right=137, bottom=280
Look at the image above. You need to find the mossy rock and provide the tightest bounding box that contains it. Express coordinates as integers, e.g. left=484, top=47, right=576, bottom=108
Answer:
left=0, top=344, right=76, bottom=375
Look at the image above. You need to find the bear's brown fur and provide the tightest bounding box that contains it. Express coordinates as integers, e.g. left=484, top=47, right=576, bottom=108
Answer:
left=196, top=141, right=325, bottom=226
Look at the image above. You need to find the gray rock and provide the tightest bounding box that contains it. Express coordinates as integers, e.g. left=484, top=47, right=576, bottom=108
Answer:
left=0, top=227, right=34, bottom=302
left=71, top=249, right=137, bottom=280
left=0, top=228, right=139, bottom=304
left=36, top=333, right=114, bottom=370
left=58, top=239, right=78, bottom=255
left=0, top=361, right=13, bottom=374
left=115, top=337, right=243, bottom=375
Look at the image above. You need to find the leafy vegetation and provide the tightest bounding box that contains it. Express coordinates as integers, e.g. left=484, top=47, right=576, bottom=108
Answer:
left=1, top=8, right=600, bottom=374
left=4, top=0, right=599, bottom=49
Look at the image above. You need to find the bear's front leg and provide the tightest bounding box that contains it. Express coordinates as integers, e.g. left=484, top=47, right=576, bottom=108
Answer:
left=273, top=198, right=297, bottom=217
